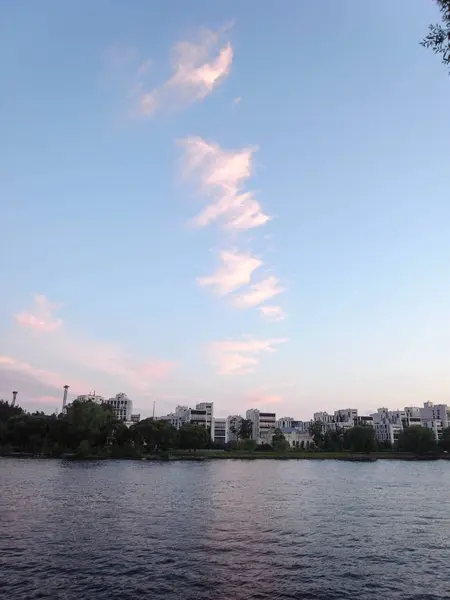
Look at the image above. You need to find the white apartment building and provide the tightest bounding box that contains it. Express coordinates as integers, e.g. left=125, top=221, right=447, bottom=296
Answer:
left=246, top=409, right=276, bottom=444
left=374, top=423, right=402, bottom=446
left=334, top=408, right=358, bottom=422
left=158, top=402, right=214, bottom=440
left=104, top=392, right=133, bottom=422
left=277, top=416, right=295, bottom=429
left=420, top=402, right=449, bottom=428
left=213, top=418, right=226, bottom=445
left=73, top=393, right=105, bottom=405
left=313, top=409, right=356, bottom=432
left=226, top=415, right=242, bottom=442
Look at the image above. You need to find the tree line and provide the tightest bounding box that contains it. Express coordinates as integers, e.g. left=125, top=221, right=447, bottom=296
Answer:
left=0, top=399, right=213, bottom=458
left=1, top=399, right=450, bottom=457
left=308, top=421, right=450, bottom=455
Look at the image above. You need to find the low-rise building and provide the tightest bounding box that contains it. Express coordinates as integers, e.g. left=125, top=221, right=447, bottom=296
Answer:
left=280, top=428, right=313, bottom=449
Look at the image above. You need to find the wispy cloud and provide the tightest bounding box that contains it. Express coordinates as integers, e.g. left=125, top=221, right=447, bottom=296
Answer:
left=180, top=136, right=270, bottom=231
left=138, top=27, right=233, bottom=117
left=232, top=96, right=241, bottom=107
left=259, top=305, right=286, bottom=322
left=198, top=249, right=262, bottom=296
left=246, top=386, right=284, bottom=406
left=15, top=294, right=63, bottom=332
left=235, top=276, right=284, bottom=308
left=11, top=295, right=175, bottom=399
left=0, top=355, right=87, bottom=395
left=210, top=336, right=287, bottom=375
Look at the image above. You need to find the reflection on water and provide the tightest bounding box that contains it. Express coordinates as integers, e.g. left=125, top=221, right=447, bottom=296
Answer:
left=1, top=459, right=450, bottom=599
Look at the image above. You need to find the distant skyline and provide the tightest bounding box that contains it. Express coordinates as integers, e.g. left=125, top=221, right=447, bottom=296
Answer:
left=1, top=1, right=450, bottom=419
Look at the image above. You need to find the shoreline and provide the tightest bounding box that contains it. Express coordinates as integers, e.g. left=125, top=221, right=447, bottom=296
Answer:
left=1, top=452, right=449, bottom=462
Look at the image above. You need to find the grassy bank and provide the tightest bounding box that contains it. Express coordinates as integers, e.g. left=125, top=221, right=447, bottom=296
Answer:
left=2, top=451, right=449, bottom=461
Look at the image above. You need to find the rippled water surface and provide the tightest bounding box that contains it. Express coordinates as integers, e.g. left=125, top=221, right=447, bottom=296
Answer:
left=1, top=459, right=450, bottom=600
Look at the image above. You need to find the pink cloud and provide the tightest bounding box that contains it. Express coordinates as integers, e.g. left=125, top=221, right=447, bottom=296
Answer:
left=198, top=249, right=262, bottom=296
left=12, top=295, right=175, bottom=396
left=16, top=294, right=63, bottom=332
left=259, top=305, right=286, bottom=322
left=0, top=355, right=86, bottom=395
left=138, top=27, right=232, bottom=116
left=235, top=276, right=285, bottom=308
left=210, top=336, right=287, bottom=375
left=180, top=136, right=270, bottom=231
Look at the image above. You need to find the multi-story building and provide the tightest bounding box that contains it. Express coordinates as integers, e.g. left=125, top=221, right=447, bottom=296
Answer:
left=158, top=403, right=214, bottom=440
left=246, top=409, right=276, bottom=444
left=226, top=415, right=242, bottom=442
left=195, top=402, right=214, bottom=435
left=213, top=418, right=226, bottom=446
left=374, top=422, right=402, bottom=446
left=420, top=402, right=449, bottom=429
left=104, top=392, right=133, bottom=422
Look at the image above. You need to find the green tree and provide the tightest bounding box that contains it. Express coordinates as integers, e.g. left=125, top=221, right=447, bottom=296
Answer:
left=308, top=421, right=325, bottom=449
left=397, top=426, right=437, bottom=454
left=323, top=428, right=344, bottom=452
left=439, top=426, right=450, bottom=452
left=235, top=418, right=253, bottom=440
left=344, top=426, right=377, bottom=453
left=272, top=428, right=290, bottom=452
left=0, top=400, right=23, bottom=423
left=177, top=423, right=210, bottom=450
left=65, top=399, right=116, bottom=451
left=422, top=0, right=450, bottom=72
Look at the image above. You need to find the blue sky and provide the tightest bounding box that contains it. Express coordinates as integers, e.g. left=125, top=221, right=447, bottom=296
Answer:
left=1, top=0, right=450, bottom=418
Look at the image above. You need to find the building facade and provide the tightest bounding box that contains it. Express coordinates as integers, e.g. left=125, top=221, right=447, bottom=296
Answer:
left=213, top=418, right=226, bottom=446
left=104, top=392, right=133, bottom=422
left=246, top=409, right=276, bottom=444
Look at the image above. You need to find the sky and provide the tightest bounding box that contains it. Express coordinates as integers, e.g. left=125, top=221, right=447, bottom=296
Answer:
left=1, top=0, right=450, bottom=419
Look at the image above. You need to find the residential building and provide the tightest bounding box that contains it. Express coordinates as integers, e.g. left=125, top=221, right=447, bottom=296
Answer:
left=213, top=418, right=226, bottom=445
left=246, top=409, right=276, bottom=444
left=420, top=402, right=449, bottom=429
left=157, top=402, right=214, bottom=440
left=104, top=392, right=133, bottom=422
left=374, top=423, right=402, bottom=446
left=334, top=408, right=358, bottom=422
left=226, top=415, right=242, bottom=442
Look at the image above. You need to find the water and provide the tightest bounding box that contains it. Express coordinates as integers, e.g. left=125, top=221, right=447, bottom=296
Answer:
left=1, top=459, right=450, bottom=600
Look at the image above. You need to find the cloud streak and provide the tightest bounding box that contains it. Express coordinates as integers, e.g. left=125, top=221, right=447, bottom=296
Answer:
left=180, top=136, right=270, bottom=231
left=198, top=249, right=262, bottom=296
left=15, top=294, right=63, bottom=332
left=138, top=27, right=232, bottom=117
left=235, top=276, right=285, bottom=308
left=210, top=336, right=287, bottom=375
left=259, top=305, right=286, bottom=322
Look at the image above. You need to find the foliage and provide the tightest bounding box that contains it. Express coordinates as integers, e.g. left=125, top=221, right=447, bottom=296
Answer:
left=422, top=0, right=450, bottom=72
left=177, top=423, right=210, bottom=450
left=130, top=418, right=178, bottom=452
left=237, top=439, right=257, bottom=452
left=255, top=443, right=273, bottom=452
left=397, top=426, right=437, bottom=454
left=0, top=400, right=23, bottom=423
left=234, top=418, right=253, bottom=440
left=439, top=427, right=450, bottom=452
left=272, top=428, right=290, bottom=452
left=323, top=428, right=344, bottom=452
left=309, top=421, right=325, bottom=449
left=344, top=426, right=377, bottom=453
